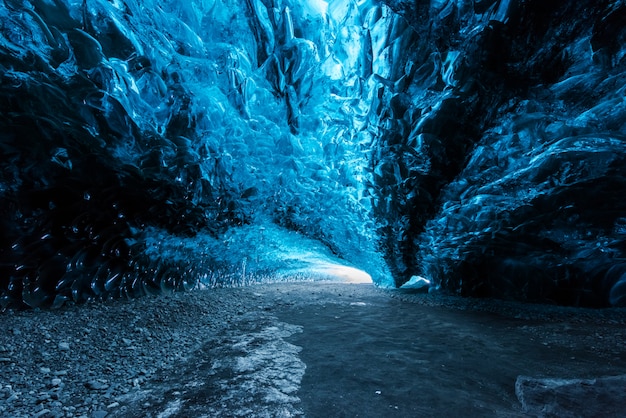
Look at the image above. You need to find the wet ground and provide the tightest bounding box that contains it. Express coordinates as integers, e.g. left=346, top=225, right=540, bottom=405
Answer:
left=2, top=282, right=626, bottom=417
left=117, top=283, right=626, bottom=417
left=280, top=285, right=626, bottom=417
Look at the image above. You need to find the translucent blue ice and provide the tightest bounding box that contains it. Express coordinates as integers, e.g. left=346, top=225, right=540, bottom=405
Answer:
left=1, top=0, right=626, bottom=308
left=0, top=0, right=397, bottom=307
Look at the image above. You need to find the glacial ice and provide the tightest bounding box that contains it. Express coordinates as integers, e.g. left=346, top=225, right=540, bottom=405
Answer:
left=516, top=375, right=626, bottom=417
left=369, top=0, right=626, bottom=307
left=1, top=0, right=626, bottom=308
left=0, top=0, right=391, bottom=308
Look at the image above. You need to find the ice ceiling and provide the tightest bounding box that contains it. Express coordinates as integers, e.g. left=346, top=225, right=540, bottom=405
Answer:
left=1, top=0, right=626, bottom=308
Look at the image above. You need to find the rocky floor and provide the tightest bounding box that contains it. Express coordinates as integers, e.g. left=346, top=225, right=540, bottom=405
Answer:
left=0, top=287, right=255, bottom=418
left=1, top=282, right=625, bottom=417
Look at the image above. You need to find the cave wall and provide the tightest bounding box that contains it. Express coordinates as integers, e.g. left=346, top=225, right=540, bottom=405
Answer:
left=2, top=0, right=626, bottom=308
left=0, top=0, right=391, bottom=308
left=373, top=0, right=626, bottom=306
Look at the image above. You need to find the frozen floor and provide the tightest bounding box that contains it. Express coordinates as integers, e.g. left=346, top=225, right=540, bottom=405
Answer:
left=1, top=282, right=625, bottom=417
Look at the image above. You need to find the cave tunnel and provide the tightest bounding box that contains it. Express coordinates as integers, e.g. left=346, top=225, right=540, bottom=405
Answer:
left=2, top=0, right=626, bottom=415
left=4, top=0, right=626, bottom=309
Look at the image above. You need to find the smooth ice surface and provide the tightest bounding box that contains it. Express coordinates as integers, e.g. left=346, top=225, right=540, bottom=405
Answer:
left=399, top=275, right=430, bottom=291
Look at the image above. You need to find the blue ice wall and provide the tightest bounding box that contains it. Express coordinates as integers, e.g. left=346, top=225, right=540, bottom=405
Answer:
left=371, top=0, right=626, bottom=307
left=2, top=0, right=626, bottom=308
left=0, top=0, right=394, bottom=308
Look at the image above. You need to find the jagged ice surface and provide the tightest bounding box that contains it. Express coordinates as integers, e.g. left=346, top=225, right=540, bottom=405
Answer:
left=1, top=0, right=626, bottom=308
left=0, top=0, right=391, bottom=308
left=370, top=0, right=626, bottom=307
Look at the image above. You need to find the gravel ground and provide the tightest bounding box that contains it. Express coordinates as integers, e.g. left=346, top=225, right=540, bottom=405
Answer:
left=1, top=282, right=625, bottom=417
left=0, top=287, right=256, bottom=418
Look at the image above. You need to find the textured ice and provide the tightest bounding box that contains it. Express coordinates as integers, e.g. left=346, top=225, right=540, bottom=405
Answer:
left=516, top=375, right=626, bottom=417
left=1, top=0, right=626, bottom=307
left=368, top=0, right=626, bottom=307
left=0, top=0, right=391, bottom=307
left=207, top=322, right=306, bottom=417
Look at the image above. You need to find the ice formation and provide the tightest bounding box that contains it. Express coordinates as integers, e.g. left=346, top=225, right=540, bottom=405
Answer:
left=1, top=0, right=626, bottom=308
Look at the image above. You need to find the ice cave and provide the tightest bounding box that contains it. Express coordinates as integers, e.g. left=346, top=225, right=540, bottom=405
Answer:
left=3, top=0, right=626, bottom=308
left=1, top=0, right=626, bottom=415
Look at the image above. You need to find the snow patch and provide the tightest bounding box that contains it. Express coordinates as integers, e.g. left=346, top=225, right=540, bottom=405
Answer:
left=157, top=399, right=183, bottom=418
left=207, top=322, right=306, bottom=417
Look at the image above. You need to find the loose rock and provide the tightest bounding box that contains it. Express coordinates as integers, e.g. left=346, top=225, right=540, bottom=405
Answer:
left=33, top=408, right=50, bottom=417
left=85, top=381, right=109, bottom=391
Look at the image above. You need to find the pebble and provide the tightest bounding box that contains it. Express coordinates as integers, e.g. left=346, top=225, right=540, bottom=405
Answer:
left=36, top=393, right=50, bottom=404
left=92, top=410, right=108, bottom=418
left=40, top=367, right=51, bottom=374
left=51, top=378, right=62, bottom=387
left=33, top=409, right=50, bottom=417
left=85, top=381, right=109, bottom=391
left=58, top=342, right=70, bottom=351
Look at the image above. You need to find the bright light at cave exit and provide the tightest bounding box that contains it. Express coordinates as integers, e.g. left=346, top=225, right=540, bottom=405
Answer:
left=310, top=263, right=373, bottom=283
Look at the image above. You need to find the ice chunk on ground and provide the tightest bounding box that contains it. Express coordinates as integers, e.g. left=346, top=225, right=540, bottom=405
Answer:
left=399, top=275, right=430, bottom=291
left=515, top=374, right=626, bottom=417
